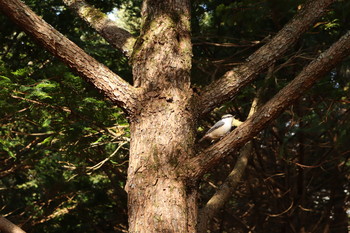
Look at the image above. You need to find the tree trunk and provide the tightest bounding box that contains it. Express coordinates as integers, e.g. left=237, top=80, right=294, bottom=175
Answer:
left=125, top=0, right=196, bottom=232
left=3, top=0, right=350, bottom=232
left=127, top=110, right=197, bottom=232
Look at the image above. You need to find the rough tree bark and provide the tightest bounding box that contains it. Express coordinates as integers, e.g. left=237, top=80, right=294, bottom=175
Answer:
left=62, top=0, right=136, bottom=56
left=197, top=67, right=272, bottom=232
left=0, top=0, right=139, bottom=115
left=125, top=1, right=197, bottom=231
left=1, top=0, right=350, bottom=232
left=186, top=30, right=350, bottom=180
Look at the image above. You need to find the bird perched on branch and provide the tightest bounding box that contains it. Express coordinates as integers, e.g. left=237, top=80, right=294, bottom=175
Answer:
left=199, top=114, right=234, bottom=143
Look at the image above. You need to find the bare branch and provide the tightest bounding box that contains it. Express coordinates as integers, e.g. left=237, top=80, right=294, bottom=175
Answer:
left=62, top=0, right=136, bottom=56
left=196, top=0, right=336, bottom=116
left=86, top=141, right=128, bottom=173
left=186, top=30, right=350, bottom=179
left=197, top=143, right=253, bottom=232
left=197, top=67, right=273, bottom=231
left=0, top=216, right=26, bottom=233
left=10, top=95, right=71, bottom=113
left=0, top=0, right=140, bottom=115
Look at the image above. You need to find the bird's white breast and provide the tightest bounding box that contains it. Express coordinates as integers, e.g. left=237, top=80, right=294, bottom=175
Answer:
left=208, top=118, right=233, bottom=138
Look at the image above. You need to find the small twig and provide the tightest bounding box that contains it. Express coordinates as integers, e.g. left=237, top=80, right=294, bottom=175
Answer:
left=10, top=95, right=71, bottom=113
left=268, top=201, right=294, bottom=217
left=86, top=142, right=128, bottom=173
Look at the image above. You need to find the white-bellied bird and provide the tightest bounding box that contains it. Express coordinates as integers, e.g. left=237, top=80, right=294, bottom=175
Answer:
left=199, top=114, right=234, bottom=142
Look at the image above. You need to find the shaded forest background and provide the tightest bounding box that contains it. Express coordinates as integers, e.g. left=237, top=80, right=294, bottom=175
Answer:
left=1, top=0, right=349, bottom=232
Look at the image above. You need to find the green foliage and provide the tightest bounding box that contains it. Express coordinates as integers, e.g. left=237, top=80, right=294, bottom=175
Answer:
left=0, top=6, right=129, bottom=229
left=111, top=0, right=142, bottom=35
left=0, top=58, right=129, bottom=231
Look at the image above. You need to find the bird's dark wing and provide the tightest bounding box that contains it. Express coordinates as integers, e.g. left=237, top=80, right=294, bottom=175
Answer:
left=206, top=121, right=224, bottom=134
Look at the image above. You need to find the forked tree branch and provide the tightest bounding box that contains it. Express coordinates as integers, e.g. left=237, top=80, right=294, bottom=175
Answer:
left=197, top=0, right=336, bottom=116
left=197, top=68, right=272, bottom=232
left=0, top=0, right=139, bottom=115
left=187, top=30, right=350, bottom=179
left=62, top=0, right=136, bottom=57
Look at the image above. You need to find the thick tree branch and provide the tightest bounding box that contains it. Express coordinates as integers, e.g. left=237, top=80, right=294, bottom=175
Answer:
left=187, top=30, right=350, bottom=179
left=62, top=0, right=136, bottom=57
left=196, top=0, right=335, bottom=116
left=197, top=68, right=272, bottom=232
left=0, top=216, right=26, bottom=233
left=0, top=0, right=139, bottom=115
